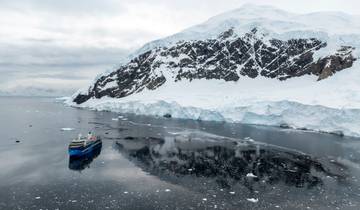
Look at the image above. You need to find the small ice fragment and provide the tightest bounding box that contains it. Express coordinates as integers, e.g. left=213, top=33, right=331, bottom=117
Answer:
left=123, top=191, right=128, bottom=194
left=275, top=205, right=280, bottom=208
left=202, top=198, right=207, bottom=201
left=112, top=118, right=119, bottom=121
left=188, top=168, right=193, bottom=171
left=71, top=200, right=77, bottom=203
left=35, top=196, right=41, bottom=199
left=246, top=198, right=259, bottom=203
left=61, top=128, right=74, bottom=131
left=118, top=116, right=124, bottom=119
left=165, top=189, right=171, bottom=192
left=229, top=191, right=235, bottom=195
left=244, top=137, right=255, bottom=142
left=246, top=173, right=257, bottom=178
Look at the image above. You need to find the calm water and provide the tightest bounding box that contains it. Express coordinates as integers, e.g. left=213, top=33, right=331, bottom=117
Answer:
left=0, top=97, right=360, bottom=210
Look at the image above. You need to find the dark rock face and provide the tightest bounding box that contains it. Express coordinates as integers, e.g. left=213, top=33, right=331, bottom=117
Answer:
left=73, top=28, right=356, bottom=104
left=163, top=113, right=172, bottom=118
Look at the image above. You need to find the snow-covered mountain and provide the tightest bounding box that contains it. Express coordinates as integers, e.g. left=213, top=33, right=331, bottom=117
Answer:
left=68, top=5, right=360, bottom=137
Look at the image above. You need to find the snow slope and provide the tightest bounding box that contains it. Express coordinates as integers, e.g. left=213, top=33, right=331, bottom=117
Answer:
left=68, top=59, right=360, bottom=137
left=132, top=4, right=360, bottom=59
left=68, top=5, right=360, bottom=137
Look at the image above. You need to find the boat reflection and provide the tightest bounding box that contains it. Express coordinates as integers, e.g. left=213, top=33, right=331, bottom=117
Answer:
left=68, top=141, right=102, bottom=171
left=113, top=132, right=348, bottom=190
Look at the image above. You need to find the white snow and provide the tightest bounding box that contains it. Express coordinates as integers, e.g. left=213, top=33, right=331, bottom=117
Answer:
left=67, top=5, right=360, bottom=138
left=132, top=4, right=360, bottom=58
left=103, top=80, right=118, bottom=89
left=67, top=65, right=360, bottom=137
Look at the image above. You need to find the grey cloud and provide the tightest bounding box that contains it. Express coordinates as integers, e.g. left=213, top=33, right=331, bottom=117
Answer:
left=0, top=43, right=128, bottom=67
left=0, top=0, right=126, bottom=16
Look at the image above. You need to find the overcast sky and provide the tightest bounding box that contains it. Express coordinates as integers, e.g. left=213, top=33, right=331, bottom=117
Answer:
left=0, top=0, right=359, bottom=96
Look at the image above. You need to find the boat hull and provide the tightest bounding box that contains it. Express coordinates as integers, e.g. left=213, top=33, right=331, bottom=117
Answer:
left=68, top=140, right=102, bottom=158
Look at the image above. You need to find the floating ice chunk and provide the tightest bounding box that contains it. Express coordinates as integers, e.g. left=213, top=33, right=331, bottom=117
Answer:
left=202, top=198, right=207, bottom=201
left=246, top=173, right=258, bottom=178
left=247, top=198, right=259, bottom=203
left=35, top=196, right=41, bottom=199
left=123, top=191, right=128, bottom=194
left=165, top=189, right=171, bottom=192
left=61, top=127, right=74, bottom=131
left=244, top=137, right=254, bottom=141
left=111, top=118, right=119, bottom=121
left=229, top=191, right=235, bottom=195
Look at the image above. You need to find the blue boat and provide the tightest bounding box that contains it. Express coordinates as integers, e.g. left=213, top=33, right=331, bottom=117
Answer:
left=68, top=133, right=102, bottom=158
left=69, top=141, right=102, bottom=171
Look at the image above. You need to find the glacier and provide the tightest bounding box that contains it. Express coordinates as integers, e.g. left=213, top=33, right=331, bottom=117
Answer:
left=66, top=62, right=360, bottom=137
left=66, top=4, right=360, bottom=138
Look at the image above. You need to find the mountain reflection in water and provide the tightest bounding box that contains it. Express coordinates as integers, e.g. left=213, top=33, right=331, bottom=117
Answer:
left=68, top=141, right=102, bottom=171
left=114, top=132, right=348, bottom=191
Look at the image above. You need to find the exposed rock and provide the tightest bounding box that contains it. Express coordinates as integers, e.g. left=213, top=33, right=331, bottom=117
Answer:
left=280, top=123, right=291, bottom=129
left=163, top=113, right=172, bottom=118
left=73, top=28, right=356, bottom=104
left=317, top=46, right=356, bottom=80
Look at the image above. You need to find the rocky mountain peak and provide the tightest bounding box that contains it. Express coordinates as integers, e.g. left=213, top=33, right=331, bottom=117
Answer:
left=73, top=27, right=356, bottom=104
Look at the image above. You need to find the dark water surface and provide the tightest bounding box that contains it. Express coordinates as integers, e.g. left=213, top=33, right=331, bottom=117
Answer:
left=0, top=97, right=360, bottom=210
